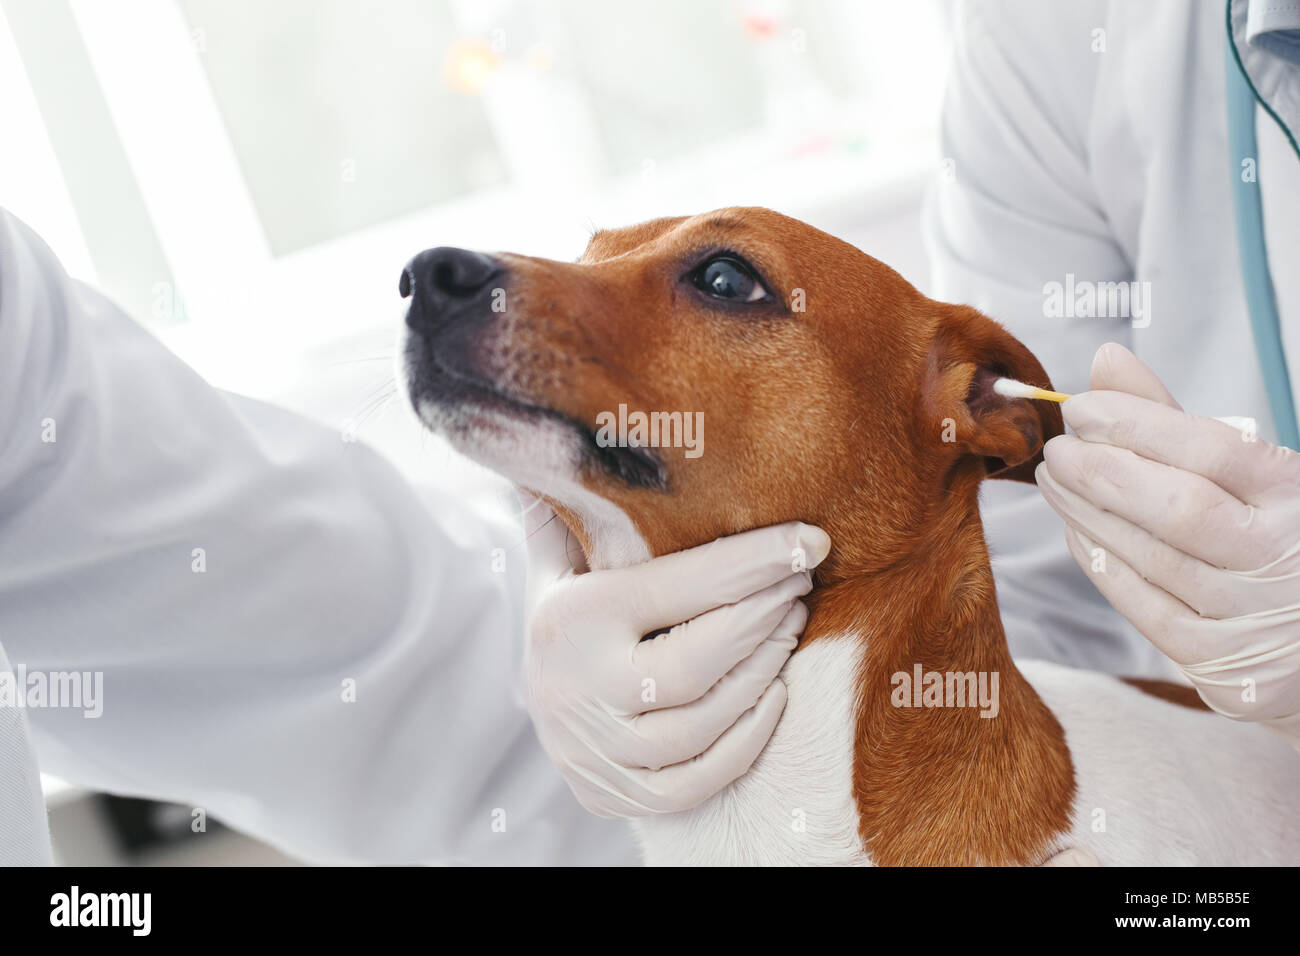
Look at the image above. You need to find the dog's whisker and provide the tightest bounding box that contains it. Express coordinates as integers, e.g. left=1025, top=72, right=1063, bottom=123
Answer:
left=353, top=375, right=398, bottom=401
left=346, top=375, right=399, bottom=412
left=348, top=381, right=399, bottom=430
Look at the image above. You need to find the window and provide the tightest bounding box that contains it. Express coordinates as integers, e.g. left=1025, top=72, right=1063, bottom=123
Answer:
left=0, top=0, right=947, bottom=394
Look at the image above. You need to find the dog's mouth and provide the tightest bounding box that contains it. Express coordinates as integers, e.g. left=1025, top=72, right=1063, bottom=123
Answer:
left=403, top=332, right=667, bottom=490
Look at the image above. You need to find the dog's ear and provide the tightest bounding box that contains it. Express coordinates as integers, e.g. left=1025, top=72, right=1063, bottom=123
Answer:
left=918, top=304, right=1064, bottom=483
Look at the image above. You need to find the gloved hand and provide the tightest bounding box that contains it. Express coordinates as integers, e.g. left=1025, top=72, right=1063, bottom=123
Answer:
left=520, top=496, right=830, bottom=817
left=1036, top=343, right=1300, bottom=746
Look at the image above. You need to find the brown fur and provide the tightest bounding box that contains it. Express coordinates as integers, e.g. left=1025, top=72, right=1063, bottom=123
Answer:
left=438, top=207, right=1078, bottom=864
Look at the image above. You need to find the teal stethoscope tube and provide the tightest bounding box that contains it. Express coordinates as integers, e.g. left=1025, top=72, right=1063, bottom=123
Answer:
left=1224, top=14, right=1300, bottom=450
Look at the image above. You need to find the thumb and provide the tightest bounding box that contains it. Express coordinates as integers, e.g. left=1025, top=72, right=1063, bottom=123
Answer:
left=1088, top=342, right=1182, bottom=410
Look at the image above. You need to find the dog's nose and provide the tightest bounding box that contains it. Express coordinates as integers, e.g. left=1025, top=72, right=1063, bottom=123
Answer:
left=400, top=247, right=500, bottom=330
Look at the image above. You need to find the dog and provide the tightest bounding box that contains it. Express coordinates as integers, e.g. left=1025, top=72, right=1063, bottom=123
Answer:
left=399, top=207, right=1300, bottom=865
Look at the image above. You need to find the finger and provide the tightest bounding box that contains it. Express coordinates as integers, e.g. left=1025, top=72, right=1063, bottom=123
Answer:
left=624, top=575, right=812, bottom=710
left=584, top=520, right=830, bottom=632
left=1088, top=342, right=1182, bottom=409
left=1063, top=389, right=1289, bottom=506
left=1041, top=434, right=1258, bottom=570
left=1060, top=521, right=1198, bottom=664
left=624, top=678, right=789, bottom=815
left=617, top=602, right=804, bottom=768
left=1038, top=466, right=1244, bottom=618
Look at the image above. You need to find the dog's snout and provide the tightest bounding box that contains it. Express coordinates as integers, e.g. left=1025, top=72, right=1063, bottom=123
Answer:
left=400, top=246, right=500, bottom=331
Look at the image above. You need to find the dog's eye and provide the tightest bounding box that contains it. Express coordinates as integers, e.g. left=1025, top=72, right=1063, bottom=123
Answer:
left=692, top=256, right=769, bottom=303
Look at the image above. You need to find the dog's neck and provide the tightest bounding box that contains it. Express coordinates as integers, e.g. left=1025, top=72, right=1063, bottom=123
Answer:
left=554, top=469, right=1077, bottom=865
left=804, top=470, right=1076, bottom=866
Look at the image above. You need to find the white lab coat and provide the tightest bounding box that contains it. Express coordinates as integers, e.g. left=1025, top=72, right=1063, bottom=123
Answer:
left=925, top=0, right=1300, bottom=673
left=0, top=210, right=637, bottom=865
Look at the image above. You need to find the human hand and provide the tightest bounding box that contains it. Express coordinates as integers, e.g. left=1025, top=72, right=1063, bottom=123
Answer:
left=1036, top=343, right=1300, bottom=745
left=520, top=497, right=831, bottom=816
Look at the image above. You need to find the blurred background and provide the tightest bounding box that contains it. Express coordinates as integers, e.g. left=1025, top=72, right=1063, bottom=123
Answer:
left=0, top=0, right=951, bottom=863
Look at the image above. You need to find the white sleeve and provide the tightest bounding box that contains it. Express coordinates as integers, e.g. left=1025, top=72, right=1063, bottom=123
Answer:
left=0, top=640, right=52, bottom=865
left=0, top=209, right=636, bottom=865
left=921, top=0, right=1173, bottom=677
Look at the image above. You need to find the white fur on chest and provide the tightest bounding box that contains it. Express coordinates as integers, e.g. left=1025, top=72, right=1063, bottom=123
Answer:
left=632, top=641, right=1300, bottom=866
left=633, top=633, right=870, bottom=866
left=1023, top=661, right=1300, bottom=867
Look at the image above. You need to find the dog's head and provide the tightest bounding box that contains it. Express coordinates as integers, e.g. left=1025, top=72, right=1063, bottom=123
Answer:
left=401, top=207, right=1061, bottom=573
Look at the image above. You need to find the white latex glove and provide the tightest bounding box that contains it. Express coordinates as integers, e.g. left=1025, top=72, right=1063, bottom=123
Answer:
left=1036, top=343, right=1300, bottom=746
left=520, top=497, right=831, bottom=817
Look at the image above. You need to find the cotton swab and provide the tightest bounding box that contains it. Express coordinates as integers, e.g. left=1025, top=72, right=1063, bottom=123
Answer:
left=993, top=378, right=1072, bottom=403
left=995, top=378, right=1258, bottom=438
